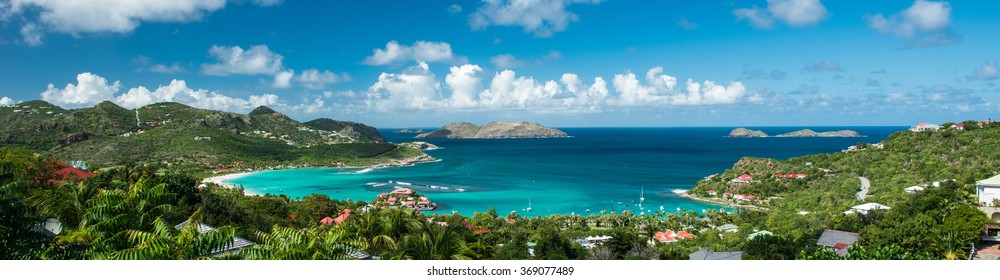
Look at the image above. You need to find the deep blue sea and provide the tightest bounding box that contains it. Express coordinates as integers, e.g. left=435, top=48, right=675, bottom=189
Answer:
left=228, top=127, right=905, bottom=216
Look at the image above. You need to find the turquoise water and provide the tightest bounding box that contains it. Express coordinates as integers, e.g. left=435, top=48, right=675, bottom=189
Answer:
left=228, top=127, right=904, bottom=216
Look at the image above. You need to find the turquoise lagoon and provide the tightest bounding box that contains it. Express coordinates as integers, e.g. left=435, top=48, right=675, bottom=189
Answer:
left=227, top=127, right=903, bottom=216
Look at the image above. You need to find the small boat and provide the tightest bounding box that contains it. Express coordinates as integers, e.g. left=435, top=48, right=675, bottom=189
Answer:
left=526, top=197, right=533, bottom=212
left=638, top=187, right=645, bottom=209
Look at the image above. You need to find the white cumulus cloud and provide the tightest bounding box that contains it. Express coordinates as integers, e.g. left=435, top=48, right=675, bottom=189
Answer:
left=41, top=72, right=121, bottom=108
left=469, top=0, right=603, bottom=37
left=363, top=41, right=461, bottom=65
left=2, top=0, right=282, bottom=45
left=490, top=54, right=524, bottom=69
left=0, top=96, right=15, bottom=106
left=733, top=0, right=829, bottom=29
left=19, top=22, right=43, bottom=46
left=37, top=72, right=295, bottom=113
left=201, top=45, right=285, bottom=76
left=363, top=63, right=745, bottom=113
left=866, top=0, right=955, bottom=47
left=296, top=69, right=348, bottom=89
left=366, top=62, right=443, bottom=111
left=112, top=79, right=281, bottom=112
left=445, top=64, right=484, bottom=108
left=969, top=61, right=998, bottom=81
left=271, top=70, right=294, bottom=88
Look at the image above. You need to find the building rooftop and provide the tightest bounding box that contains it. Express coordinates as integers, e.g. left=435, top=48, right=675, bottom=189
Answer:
left=817, top=229, right=859, bottom=256
left=689, top=248, right=743, bottom=260
left=174, top=221, right=254, bottom=256
left=978, top=174, right=1000, bottom=187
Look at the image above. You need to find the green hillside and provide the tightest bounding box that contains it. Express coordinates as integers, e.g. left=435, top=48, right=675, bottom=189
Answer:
left=0, top=101, right=420, bottom=169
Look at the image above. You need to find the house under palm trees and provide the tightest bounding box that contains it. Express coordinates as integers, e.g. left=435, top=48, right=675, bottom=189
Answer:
left=174, top=221, right=254, bottom=256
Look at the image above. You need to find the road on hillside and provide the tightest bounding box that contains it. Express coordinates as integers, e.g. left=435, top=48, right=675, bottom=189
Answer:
left=857, top=177, right=871, bottom=200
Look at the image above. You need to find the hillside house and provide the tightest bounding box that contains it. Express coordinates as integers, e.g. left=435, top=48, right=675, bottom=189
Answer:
left=174, top=221, right=254, bottom=257
left=977, top=174, right=1000, bottom=207
left=845, top=203, right=891, bottom=215
left=910, top=123, right=941, bottom=132
left=689, top=248, right=743, bottom=260
left=817, top=229, right=859, bottom=257
left=731, top=174, right=753, bottom=183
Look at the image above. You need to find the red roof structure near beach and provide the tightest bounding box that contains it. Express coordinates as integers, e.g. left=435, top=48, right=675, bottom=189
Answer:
left=50, top=161, right=95, bottom=183
left=391, top=188, right=414, bottom=196
left=738, top=174, right=753, bottom=181
left=332, top=209, right=351, bottom=224
left=320, top=216, right=334, bottom=225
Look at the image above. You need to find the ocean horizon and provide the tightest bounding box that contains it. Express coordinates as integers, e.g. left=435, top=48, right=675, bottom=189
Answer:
left=227, top=126, right=907, bottom=216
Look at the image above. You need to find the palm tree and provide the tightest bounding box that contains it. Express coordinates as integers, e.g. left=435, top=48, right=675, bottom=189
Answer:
left=29, top=180, right=98, bottom=231
left=0, top=162, right=46, bottom=259
left=402, top=222, right=468, bottom=260
left=79, top=178, right=176, bottom=256
left=107, top=211, right=236, bottom=260
left=242, top=225, right=367, bottom=260
left=347, top=208, right=401, bottom=257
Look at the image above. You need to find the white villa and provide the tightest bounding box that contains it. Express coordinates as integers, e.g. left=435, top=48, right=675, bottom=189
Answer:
left=977, top=174, right=1000, bottom=207
left=910, top=123, right=941, bottom=132
left=844, top=203, right=891, bottom=215
left=904, top=186, right=925, bottom=193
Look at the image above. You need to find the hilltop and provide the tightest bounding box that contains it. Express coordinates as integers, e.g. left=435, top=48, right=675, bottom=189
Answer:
left=416, top=121, right=569, bottom=139
left=0, top=101, right=428, bottom=169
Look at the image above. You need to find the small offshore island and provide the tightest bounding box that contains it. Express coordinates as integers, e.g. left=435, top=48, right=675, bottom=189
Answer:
left=728, top=127, right=863, bottom=138
left=416, top=121, right=569, bottom=139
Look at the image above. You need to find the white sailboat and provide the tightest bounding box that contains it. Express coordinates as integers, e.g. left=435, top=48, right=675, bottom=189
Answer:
left=526, top=197, right=533, bottom=212
left=638, top=187, right=645, bottom=209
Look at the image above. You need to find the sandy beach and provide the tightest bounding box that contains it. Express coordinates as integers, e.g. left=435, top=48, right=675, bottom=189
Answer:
left=201, top=171, right=262, bottom=196
left=677, top=192, right=770, bottom=211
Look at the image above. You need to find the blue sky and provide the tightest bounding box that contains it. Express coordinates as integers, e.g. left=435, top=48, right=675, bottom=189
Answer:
left=0, top=0, right=998, bottom=127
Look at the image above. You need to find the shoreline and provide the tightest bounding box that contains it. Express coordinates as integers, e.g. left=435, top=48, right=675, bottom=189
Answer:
left=200, top=154, right=439, bottom=196
left=676, top=192, right=770, bottom=211
left=201, top=171, right=262, bottom=196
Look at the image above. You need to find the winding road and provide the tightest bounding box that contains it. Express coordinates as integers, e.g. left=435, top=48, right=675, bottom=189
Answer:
left=857, top=177, right=871, bottom=200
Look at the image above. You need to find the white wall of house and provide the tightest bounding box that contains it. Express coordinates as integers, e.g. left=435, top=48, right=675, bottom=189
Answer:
left=978, top=184, right=1000, bottom=207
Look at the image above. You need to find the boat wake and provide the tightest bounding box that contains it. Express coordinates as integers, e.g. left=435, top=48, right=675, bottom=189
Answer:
left=364, top=180, right=477, bottom=193
left=671, top=189, right=688, bottom=194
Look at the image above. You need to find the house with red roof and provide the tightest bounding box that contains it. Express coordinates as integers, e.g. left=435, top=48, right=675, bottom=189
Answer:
left=731, top=174, right=754, bottom=183
left=653, top=232, right=676, bottom=243
left=49, top=160, right=95, bottom=184
left=722, top=192, right=733, bottom=199
left=320, top=216, right=335, bottom=226
left=332, top=209, right=351, bottom=224
left=910, top=122, right=941, bottom=132
left=706, top=190, right=717, bottom=196
left=391, top=187, right=414, bottom=196
left=653, top=230, right=697, bottom=244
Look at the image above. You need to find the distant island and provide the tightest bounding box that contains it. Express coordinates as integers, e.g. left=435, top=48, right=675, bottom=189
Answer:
left=728, top=128, right=863, bottom=138
left=415, top=121, right=569, bottom=139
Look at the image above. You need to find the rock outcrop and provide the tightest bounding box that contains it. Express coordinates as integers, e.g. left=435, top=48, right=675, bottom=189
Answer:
left=416, top=122, right=569, bottom=139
